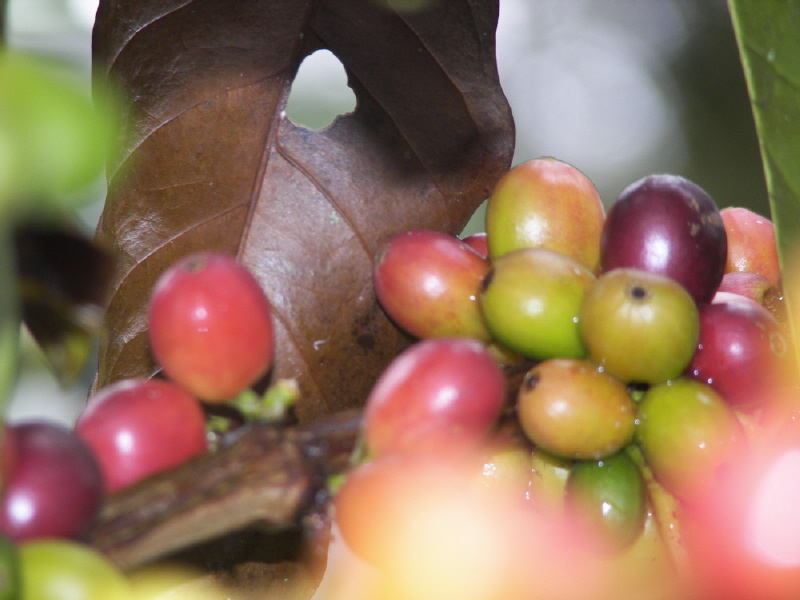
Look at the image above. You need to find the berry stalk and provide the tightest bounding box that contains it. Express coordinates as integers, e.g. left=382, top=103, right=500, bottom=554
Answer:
left=87, top=410, right=361, bottom=570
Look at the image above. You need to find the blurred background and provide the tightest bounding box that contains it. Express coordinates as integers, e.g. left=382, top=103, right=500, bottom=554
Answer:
left=1, top=0, right=769, bottom=423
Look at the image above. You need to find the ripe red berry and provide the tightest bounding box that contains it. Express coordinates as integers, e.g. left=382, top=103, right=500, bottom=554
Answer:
left=687, top=300, right=790, bottom=410
left=147, top=252, right=274, bottom=402
left=0, top=422, right=103, bottom=542
left=721, top=206, right=781, bottom=288
left=363, top=337, right=506, bottom=457
left=461, top=232, right=489, bottom=258
left=334, top=452, right=500, bottom=572
left=374, top=230, right=492, bottom=342
left=75, top=378, right=208, bottom=493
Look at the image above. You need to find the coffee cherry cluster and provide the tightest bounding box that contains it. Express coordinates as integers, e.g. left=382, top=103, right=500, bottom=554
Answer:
left=339, top=157, right=796, bottom=600
left=0, top=251, right=274, bottom=598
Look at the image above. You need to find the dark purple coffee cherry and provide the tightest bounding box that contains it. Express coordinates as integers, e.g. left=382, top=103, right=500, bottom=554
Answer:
left=601, top=174, right=727, bottom=305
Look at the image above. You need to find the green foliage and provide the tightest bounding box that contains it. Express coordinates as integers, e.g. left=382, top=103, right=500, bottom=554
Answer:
left=728, top=0, right=800, bottom=348
left=0, top=50, right=120, bottom=405
left=0, top=52, right=119, bottom=215
left=0, top=0, right=5, bottom=47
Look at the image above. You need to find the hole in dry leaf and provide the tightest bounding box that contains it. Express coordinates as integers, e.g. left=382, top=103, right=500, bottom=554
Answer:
left=285, top=49, right=356, bottom=131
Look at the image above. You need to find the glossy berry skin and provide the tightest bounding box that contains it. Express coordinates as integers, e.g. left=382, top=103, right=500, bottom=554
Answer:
left=717, top=272, right=775, bottom=307
left=20, top=540, right=131, bottom=600
left=721, top=207, right=781, bottom=288
left=486, top=157, right=605, bottom=272
left=480, top=248, right=594, bottom=361
left=528, top=448, right=573, bottom=515
left=0, top=422, right=103, bottom=543
left=579, top=268, right=700, bottom=384
left=475, top=437, right=533, bottom=502
left=335, top=453, right=474, bottom=565
left=363, top=337, right=506, bottom=457
left=712, top=290, right=763, bottom=312
left=636, top=378, right=745, bottom=503
left=461, top=232, right=489, bottom=258
left=148, top=251, right=274, bottom=402
left=687, top=300, right=790, bottom=410
left=75, top=378, right=208, bottom=493
left=335, top=451, right=543, bottom=600
left=565, top=451, right=647, bottom=552
left=516, top=358, right=636, bottom=460
left=680, top=419, right=800, bottom=600
left=374, top=230, right=492, bottom=342
left=601, top=174, right=727, bottom=305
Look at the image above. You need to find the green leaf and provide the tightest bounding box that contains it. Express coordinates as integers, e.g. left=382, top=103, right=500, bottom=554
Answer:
left=728, top=0, right=800, bottom=353
left=0, top=51, right=121, bottom=213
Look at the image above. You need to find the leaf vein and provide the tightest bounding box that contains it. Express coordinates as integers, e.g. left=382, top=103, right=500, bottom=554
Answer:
left=276, top=141, right=374, bottom=260
left=107, top=0, right=198, bottom=73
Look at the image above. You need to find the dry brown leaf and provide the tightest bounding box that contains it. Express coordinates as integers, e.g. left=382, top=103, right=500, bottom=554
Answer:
left=92, top=0, right=514, bottom=421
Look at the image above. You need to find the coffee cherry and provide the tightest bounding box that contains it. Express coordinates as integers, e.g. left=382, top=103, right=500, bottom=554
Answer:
left=717, top=271, right=775, bottom=307
left=579, top=268, right=699, bottom=384
left=374, top=230, right=492, bottom=342
left=480, top=248, right=594, bottom=361
left=636, top=378, right=745, bottom=502
left=75, top=378, right=208, bottom=493
left=601, top=174, right=727, bottom=305
left=721, top=207, right=781, bottom=288
left=475, top=437, right=533, bottom=502
left=486, top=157, right=605, bottom=272
left=20, top=540, right=131, bottom=600
left=565, top=450, right=647, bottom=552
left=687, top=300, right=790, bottom=411
left=712, top=290, right=764, bottom=311
left=363, top=337, right=505, bottom=457
left=516, top=358, right=636, bottom=460
left=529, top=447, right=573, bottom=515
left=334, top=452, right=533, bottom=600
left=461, top=232, right=489, bottom=258
left=334, top=453, right=480, bottom=566
left=148, top=252, right=274, bottom=402
left=0, top=422, right=103, bottom=543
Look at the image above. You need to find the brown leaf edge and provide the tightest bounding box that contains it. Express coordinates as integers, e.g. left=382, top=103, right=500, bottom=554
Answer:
left=91, top=0, right=515, bottom=422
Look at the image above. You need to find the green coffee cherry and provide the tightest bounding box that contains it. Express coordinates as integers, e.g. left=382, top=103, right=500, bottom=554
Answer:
left=480, top=247, right=594, bottom=361
left=565, top=450, right=647, bottom=552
